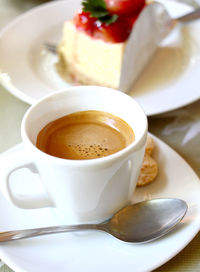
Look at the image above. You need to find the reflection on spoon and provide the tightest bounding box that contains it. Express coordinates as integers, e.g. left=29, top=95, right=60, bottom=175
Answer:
left=0, top=198, right=187, bottom=243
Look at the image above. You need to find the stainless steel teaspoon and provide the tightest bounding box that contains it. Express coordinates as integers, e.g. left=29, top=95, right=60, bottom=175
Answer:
left=0, top=198, right=187, bottom=243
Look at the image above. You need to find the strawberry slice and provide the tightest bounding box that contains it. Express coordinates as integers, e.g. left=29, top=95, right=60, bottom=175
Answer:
left=105, top=0, right=145, bottom=17
left=74, top=10, right=96, bottom=35
left=93, top=16, right=137, bottom=43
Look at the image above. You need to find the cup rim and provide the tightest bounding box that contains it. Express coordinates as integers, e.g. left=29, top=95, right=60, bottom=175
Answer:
left=21, top=86, right=148, bottom=168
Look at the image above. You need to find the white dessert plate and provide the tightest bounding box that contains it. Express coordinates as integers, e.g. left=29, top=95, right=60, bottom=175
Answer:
left=0, top=0, right=200, bottom=116
left=0, top=134, right=200, bottom=272
left=0, top=1, right=200, bottom=116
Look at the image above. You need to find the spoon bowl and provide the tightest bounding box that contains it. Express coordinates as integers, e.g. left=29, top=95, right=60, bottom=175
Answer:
left=100, top=198, right=187, bottom=242
left=0, top=198, right=187, bottom=243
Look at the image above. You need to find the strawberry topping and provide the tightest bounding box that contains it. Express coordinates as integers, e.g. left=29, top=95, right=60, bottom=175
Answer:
left=74, top=0, right=145, bottom=43
left=93, top=16, right=137, bottom=43
left=105, top=0, right=145, bottom=17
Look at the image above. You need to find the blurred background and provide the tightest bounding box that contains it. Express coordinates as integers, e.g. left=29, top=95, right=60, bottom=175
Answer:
left=0, top=0, right=50, bottom=28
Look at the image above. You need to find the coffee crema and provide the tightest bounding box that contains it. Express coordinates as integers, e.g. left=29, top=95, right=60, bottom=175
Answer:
left=36, top=110, right=135, bottom=160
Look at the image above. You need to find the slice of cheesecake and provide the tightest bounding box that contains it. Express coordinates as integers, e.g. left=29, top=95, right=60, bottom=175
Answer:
left=57, top=0, right=144, bottom=89
left=58, top=20, right=126, bottom=88
left=57, top=0, right=171, bottom=91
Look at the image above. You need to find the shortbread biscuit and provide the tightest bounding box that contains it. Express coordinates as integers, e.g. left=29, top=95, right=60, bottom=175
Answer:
left=145, top=134, right=154, bottom=156
left=137, top=153, right=158, bottom=187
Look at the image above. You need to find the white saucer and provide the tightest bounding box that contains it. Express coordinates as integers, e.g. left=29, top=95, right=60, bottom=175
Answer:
left=0, top=0, right=200, bottom=116
left=0, top=135, right=200, bottom=272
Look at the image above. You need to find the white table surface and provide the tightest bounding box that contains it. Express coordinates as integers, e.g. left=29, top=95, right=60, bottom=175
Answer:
left=0, top=0, right=200, bottom=271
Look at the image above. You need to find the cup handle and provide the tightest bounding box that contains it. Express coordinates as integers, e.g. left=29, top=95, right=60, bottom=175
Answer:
left=0, top=149, right=54, bottom=209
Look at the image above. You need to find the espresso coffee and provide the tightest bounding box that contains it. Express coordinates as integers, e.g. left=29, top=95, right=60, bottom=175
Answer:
left=36, top=110, right=135, bottom=160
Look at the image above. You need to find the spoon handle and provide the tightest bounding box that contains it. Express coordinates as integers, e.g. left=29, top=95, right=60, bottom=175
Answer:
left=0, top=224, right=99, bottom=242
left=176, top=7, right=200, bottom=22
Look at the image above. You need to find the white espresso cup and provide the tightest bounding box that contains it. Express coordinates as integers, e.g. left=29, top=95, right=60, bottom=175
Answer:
left=0, top=86, right=147, bottom=224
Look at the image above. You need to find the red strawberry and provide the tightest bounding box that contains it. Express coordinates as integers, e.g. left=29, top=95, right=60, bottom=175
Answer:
left=74, top=8, right=138, bottom=43
left=74, top=10, right=96, bottom=35
left=93, top=16, right=137, bottom=43
left=105, top=0, right=145, bottom=17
